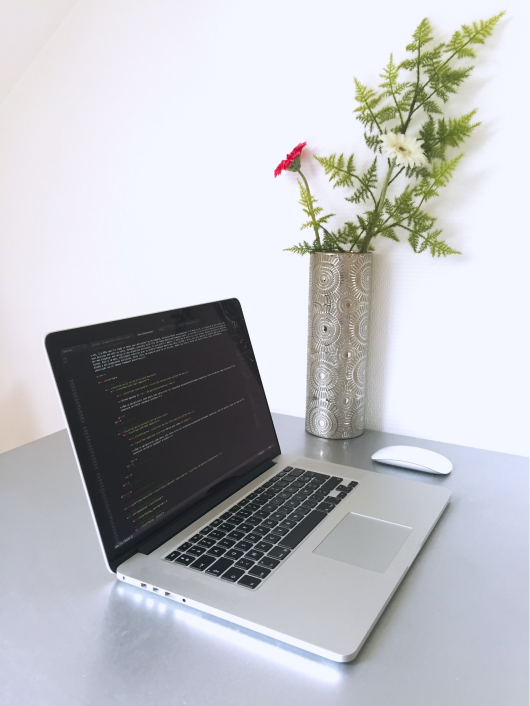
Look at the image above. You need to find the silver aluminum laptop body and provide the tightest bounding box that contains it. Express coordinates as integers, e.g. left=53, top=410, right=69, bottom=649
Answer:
left=46, top=299, right=451, bottom=663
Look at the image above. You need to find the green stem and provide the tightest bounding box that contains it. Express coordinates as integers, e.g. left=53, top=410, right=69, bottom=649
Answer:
left=410, top=32, right=486, bottom=120
left=402, top=45, right=422, bottom=133
left=388, top=166, right=405, bottom=186
left=360, top=159, right=395, bottom=252
left=297, top=169, right=322, bottom=250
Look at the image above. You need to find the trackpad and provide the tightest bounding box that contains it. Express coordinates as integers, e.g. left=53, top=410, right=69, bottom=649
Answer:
left=313, top=513, right=412, bottom=573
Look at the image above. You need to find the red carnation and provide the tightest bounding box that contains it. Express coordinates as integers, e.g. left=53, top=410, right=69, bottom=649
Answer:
left=274, top=142, right=307, bottom=177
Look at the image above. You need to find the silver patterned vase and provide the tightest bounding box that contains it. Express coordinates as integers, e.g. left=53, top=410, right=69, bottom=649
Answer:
left=305, top=252, right=373, bottom=439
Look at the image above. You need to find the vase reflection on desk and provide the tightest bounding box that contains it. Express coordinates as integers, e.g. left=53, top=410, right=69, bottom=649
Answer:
left=306, top=252, right=372, bottom=439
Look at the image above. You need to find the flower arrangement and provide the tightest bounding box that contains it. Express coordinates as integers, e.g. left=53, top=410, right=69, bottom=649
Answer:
left=275, top=14, right=504, bottom=257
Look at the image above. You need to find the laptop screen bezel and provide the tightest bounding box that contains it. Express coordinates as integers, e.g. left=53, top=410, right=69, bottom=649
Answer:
left=45, top=299, right=282, bottom=572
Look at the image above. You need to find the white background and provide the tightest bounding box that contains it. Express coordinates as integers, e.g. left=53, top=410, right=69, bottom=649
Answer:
left=0, top=0, right=528, bottom=456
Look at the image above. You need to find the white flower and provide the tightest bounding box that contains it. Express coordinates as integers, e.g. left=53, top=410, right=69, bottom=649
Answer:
left=380, top=132, right=427, bottom=168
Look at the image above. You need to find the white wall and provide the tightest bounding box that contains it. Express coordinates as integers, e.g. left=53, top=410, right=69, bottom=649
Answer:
left=0, top=0, right=78, bottom=106
left=0, top=0, right=528, bottom=456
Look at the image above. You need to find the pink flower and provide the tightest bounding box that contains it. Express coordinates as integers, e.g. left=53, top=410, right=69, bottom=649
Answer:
left=274, top=142, right=307, bottom=177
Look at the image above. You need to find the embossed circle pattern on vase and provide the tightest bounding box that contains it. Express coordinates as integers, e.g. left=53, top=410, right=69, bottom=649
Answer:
left=306, top=252, right=373, bottom=439
left=307, top=401, right=339, bottom=437
left=311, top=312, right=341, bottom=349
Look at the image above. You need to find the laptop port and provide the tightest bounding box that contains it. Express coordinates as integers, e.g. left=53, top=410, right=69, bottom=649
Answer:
left=152, top=587, right=159, bottom=592
left=164, top=591, right=171, bottom=597
left=141, top=583, right=147, bottom=588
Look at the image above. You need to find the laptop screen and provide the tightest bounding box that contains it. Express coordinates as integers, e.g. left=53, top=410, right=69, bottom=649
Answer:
left=46, top=299, right=280, bottom=566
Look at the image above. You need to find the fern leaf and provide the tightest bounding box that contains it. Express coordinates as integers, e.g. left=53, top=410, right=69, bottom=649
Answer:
left=314, top=153, right=356, bottom=189
left=445, top=12, right=505, bottom=59
left=345, top=158, right=378, bottom=204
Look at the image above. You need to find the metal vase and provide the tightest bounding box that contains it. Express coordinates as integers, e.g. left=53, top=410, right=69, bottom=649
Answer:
left=305, top=252, right=373, bottom=439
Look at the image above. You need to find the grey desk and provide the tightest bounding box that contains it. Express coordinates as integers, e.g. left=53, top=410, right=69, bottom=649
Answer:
left=1, top=414, right=528, bottom=706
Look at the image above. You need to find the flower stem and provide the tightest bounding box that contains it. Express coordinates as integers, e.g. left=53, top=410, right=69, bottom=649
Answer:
left=297, top=169, right=322, bottom=249
left=360, top=159, right=395, bottom=252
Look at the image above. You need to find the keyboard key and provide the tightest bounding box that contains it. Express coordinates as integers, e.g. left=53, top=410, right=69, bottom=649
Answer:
left=245, top=532, right=263, bottom=543
left=219, top=523, right=236, bottom=532
left=238, top=523, right=255, bottom=533
left=320, top=477, right=343, bottom=492
left=220, top=512, right=232, bottom=520
left=337, top=492, right=348, bottom=500
left=279, top=518, right=298, bottom=528
left=165, top=551, right=180, bottom=561
left=255, top=541, right=273, bottom=553
left=189, top=554, right=216, bottom=571
left=258, top=556, right=280, bottom=570
left=175, top=554, right=195, bottom=566
left=224, top=549, right=244, bottom=561
left=306, top=472, right=327, bottom=482
left=246, top=503, right=260, bottom=512
left=324, top=496, right=341, bottom=506
left=316, top=502, right=335, bottom=513
left=245, top=516, right=262, bottom=527
left=217, top=538, right=236, bottom=549
left=282, top=467, right=294, bottom=473
left=277, top=491, right=295, bottom=500
left=238, top=575, right=261, bottom=589
left=206, top=545, right=225, bottom=557
left=208, top=530, right=226, bottom=540
left=229, top=515, right=247, bottom=525
left=235, top=558, right=254, bottom=570
left=187, top=545, right=206, bottom=557
left=206, top=519, right=222, bottom=529
left=205, top=557, right=233, bottom=576
left=227, top=530, right=246, bottom=541
left=221, top=567, right=245, bottom=583
left=252, top=526, right=270, bottom=536
left=253, top=510, right=270, bottom=519
left=335, top=485, right=350, bottom=493
left=198, top=537, right=216, bottom=548
left=236, top=509, right=252, bottom=518
left=268, top=547, right=291, bottom=560
left=234, top=540, right=253, bottom=552
left=278, top=511, right=327, bottom=550
left=289, top=512, right=306, bottom=522
left=177, top=542, right=193, bottom=552
left=298, top=488, right=313, bottom=497
left=289, top=469, right=305, bottom=477
left=263, top=533, right=282, bottom=544
left=290, top=480, right=305, bottom=489
left=248, top=565, right=271, bottom=580
left=269, top=511, right=288, bottom=521
left=348, top=481, right=359, bottom=488
left=260, top=519, right=278, bottom=529
left=273, top=480, right=289, bottom=489
left=246, top=549, right=264, bottom=562
left=189, top=534, right=203, bottom=543
left=272, top=526, right=289, bottom=536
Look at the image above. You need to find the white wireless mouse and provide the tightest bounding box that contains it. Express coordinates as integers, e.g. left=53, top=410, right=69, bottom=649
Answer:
left=371, top=445, right=452, bottom=475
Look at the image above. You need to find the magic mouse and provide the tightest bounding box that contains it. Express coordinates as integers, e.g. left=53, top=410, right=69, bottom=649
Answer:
left=371, top=445, right=452, bottom=474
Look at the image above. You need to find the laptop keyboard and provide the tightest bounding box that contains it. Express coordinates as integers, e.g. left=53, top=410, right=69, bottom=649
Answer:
left=163, top=466, right=358, bottom=590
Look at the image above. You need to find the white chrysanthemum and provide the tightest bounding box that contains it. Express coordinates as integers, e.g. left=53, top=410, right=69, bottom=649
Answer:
left=380, top=132, right=427, bottom=168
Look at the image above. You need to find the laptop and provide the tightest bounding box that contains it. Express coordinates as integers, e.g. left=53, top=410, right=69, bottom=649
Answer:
left=45, top=298, right=451, bottom=662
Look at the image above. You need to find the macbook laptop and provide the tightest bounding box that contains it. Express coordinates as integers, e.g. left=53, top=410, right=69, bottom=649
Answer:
left=45, top=298, right=451, bottom=662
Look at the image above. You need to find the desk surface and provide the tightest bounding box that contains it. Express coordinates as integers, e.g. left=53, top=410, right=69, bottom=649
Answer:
left=0, top=414, right=528, bottom=706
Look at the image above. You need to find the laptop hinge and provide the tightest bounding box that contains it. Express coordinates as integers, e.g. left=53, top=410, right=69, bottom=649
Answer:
left=134, top=457, right=277, bottom=558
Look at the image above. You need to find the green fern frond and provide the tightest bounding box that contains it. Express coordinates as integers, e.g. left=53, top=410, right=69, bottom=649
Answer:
left=406, top=18, right=434, bottom=53
left=445, top=12, right=505, bottom=59
left=314, top=153, right=356, bottom=189
left=345, top=158, right=378, bottom=204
